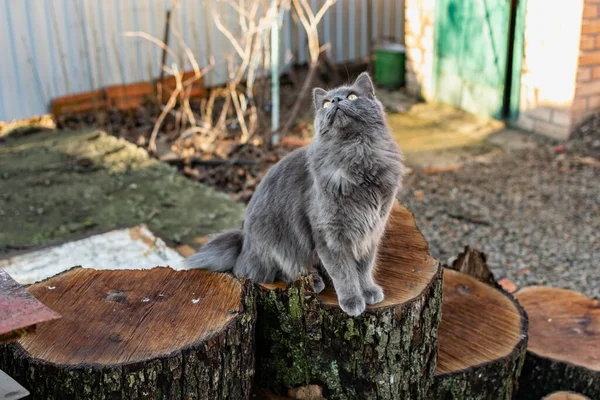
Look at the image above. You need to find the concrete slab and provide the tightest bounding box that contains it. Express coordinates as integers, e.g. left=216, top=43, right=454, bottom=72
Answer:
left=485, top=128, right=542, bottom=153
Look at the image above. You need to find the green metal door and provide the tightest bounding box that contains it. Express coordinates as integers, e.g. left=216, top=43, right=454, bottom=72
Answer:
left=434, top=0, right=520, bottom=119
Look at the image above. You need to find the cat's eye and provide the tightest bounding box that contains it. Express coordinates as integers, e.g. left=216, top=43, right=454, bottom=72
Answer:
left=323, top=100, right=331, bottom=109
left=348, top=93, right=358, bottom=100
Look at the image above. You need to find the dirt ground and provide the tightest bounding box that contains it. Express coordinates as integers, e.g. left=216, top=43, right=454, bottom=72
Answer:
left=399, top=128, right=600, bottom=298
left=0, top=129, right=244, bottom=254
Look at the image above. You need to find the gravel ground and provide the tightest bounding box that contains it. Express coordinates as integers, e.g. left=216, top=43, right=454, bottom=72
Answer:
left=398, top=128, right=600, bottom=298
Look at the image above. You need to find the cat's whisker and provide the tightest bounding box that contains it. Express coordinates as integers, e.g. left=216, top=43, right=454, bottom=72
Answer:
left=342, top=107, right=368, bottom=123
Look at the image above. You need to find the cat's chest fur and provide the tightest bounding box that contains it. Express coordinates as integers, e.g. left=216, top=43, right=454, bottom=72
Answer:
left=308, top=139, right=401, bottom=258
left=311, top=139, right=400, bottom=197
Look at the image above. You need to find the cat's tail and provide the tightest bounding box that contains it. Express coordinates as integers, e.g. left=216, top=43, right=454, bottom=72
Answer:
left=180, top=229, right=244, bottom=272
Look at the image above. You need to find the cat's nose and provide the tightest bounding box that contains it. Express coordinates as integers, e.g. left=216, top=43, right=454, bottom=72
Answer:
left=332, top=96, right=343, bottom=104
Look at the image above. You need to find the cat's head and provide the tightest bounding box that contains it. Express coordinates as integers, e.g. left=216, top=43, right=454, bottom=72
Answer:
left=312, top=72, right=385, bottom=137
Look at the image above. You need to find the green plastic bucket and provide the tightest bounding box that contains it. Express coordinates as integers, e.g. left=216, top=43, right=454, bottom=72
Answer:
left=374, top=44, right=406, bottom=88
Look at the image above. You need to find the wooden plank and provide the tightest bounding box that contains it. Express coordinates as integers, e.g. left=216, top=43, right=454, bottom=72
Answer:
left=0, top=269, right=61, bottom=344
left=50, top=89, right=107, bottom=118
left=105, top=82, right=154, bottom=110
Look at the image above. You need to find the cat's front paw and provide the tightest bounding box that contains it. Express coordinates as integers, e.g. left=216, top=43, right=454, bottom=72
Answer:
left=363, top=285, right=384, bottom=305
left=339, top=295, right=366, bottom=316
left=310, top=273, right=326, bottom=294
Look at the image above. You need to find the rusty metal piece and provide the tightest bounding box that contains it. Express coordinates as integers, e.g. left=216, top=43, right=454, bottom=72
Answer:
left=0, top=268, right=61, bottom=344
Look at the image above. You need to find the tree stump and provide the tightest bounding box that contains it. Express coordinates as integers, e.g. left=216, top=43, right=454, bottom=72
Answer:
left=541, top=392, right=591, bottom=400
left=254, top=203, right=443, bottom=400
left=0, top=267, right=255, bottom=400
left=431, top=268, right=528, bottom=400
left=514, top=286, right=600, bottom=400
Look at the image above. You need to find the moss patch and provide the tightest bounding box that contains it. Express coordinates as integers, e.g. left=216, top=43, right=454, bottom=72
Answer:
left=0, top=129, right=244, bottom=253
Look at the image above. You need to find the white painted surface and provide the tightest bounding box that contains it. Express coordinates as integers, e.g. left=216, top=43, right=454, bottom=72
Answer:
left=0, top=225, right=183, bottom=285
left=0, top=0, right=404, bottom=121
left=0, top=369, right=29, bottom=400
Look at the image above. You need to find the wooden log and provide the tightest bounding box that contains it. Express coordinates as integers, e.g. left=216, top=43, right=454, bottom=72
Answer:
left=514, top=286, right=600, bottom=400
left=449, top=245, right=498, bottom=287
left=541, top=392, right=591, bottom=400
left=254, top=203, right=443, bottom=400
left=0, top=267, right=255, bottom=400
left=430, top=268, right=528, bottom=400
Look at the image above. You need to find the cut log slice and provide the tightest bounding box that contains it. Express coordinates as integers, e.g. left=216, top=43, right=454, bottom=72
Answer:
left=515, top=286, right=600, bottom=400
left=431, top=268, right=528, bottom=400
left=541, top=392, right=591, bottom=400
left=0, top=267, right=255, bottom=400
left=255, top=203, right=443, bottom=400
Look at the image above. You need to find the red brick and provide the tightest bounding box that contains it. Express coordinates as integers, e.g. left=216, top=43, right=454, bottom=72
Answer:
left=583, top=4, right=598, bottom=18
left=595, top=36, right=600, bottom=49
left=572, top=111, right=592, bottom=128
left=572, top=97, right=589, bottom=112
left=579, top=51, right=600, bottom=66
left=578, top=67, right=592, bottom=82
left=589, top=95, right=600, bottom=108
left=581, top=21, right=600, bottom=34
left=576, top=80, right=600, bottom=95
left=581, top=36, right=595, bottom=50
left=593, top=66, right=600, bottom=79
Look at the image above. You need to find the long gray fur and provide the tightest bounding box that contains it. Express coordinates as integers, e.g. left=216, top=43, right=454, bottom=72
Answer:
left=183, top=72, right=404, bottom=316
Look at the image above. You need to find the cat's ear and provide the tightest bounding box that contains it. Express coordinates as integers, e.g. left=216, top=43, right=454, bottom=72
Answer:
left=354, top=72, right=375, bottom=98
left=313, top=87, right=327, bottom=108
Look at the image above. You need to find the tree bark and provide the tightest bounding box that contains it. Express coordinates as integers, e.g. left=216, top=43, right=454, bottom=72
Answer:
left=514, top=287, right=600, bottom=400
left=0, top=267, right=256, bottom=400
left=516, top=353, right=600, bottom=400
left=254, top=203, right=444, bottom=400
left=432, top=345, right=527, bottom=400
left=431, top=268, right=528, bottom=400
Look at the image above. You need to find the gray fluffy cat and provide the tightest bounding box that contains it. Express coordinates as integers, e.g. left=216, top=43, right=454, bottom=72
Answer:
left=184, top=72, right=404, bottom=316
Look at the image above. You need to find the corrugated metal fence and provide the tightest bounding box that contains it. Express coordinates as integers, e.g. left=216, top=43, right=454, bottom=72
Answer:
left=0, top=0, right=404, bottom=121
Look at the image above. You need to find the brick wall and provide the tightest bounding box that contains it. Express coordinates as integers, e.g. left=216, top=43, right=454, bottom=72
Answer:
left=514, top=0, right=584, bottom=140
left=404, top=0, right=436, bottom=100
left=405, top=0, right=594, bottom=140
left=572, top=0, right=600, bottom=127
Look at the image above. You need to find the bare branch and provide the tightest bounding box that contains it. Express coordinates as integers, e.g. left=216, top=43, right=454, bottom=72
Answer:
left=298, top=0, right=316, bottom=26
left=292, top=0, right=311, bottom=34
left=230, top=83, right=250, bottom=143
left=123, top=31, right=179, bottom=63
left=314, top=0, right=336, bottom=25
left=213, top=11, right=246, bottom=59
left=149, top=63, right=182, bottom=153
left=281, top=0, right=335, bottom=136
left=170, top=24, right=201, bottom=76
